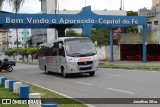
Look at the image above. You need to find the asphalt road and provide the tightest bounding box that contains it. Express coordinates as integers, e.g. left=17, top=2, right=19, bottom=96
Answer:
left=0, top=63, right=160, bottom=107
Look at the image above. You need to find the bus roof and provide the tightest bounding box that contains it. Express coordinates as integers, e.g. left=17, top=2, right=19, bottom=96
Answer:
left=39, top=37, right=90, bottom=46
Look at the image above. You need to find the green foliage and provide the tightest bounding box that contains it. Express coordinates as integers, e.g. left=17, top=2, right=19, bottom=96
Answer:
left=18, top=48, right=38, bottom=56
left=0, top=0, right=3, bottom=7
left=19, top=48, right=29, bottom=56
left=90, top=28, right=110, bottom=47
left=123, top=26, right=138, bottom=33
left=5, top=49, right=17, bottom=56
left=127, top=11, right=138, bottom=16
left=28, top=48, right=38, bottom=62
left=123, top=11, right=138, bottom=33
left=5, top=48, right=38, bottom=62
left=6, top=0, right=25, bottom=13
left=66, top=29, right=82, bottom=37
left=65, top=28, right=111, bottom=46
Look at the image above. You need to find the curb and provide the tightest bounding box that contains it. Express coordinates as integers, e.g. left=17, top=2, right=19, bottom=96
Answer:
left=0, top=73, right=94, bottom=107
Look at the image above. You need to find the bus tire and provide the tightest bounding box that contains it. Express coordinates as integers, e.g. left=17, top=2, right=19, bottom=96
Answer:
left=45, top=66, right=49, bottom=74
left=61, top=66, right=67, bottom=78
left=89, top=71, right=95, bottom=76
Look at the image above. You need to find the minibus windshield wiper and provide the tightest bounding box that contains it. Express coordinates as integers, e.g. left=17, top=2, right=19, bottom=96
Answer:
left=83, top=52, right=96, bottom=56
left=67, top=53, right=82, bottom=57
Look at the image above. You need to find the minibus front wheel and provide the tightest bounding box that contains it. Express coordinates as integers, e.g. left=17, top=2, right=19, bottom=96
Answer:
left=61, top=66, right=68, bottom=78
left=89, top=71, right=95, bottom=76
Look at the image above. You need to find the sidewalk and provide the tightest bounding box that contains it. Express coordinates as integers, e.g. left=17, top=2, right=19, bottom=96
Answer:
left=100, top=61, right=160, bottom=66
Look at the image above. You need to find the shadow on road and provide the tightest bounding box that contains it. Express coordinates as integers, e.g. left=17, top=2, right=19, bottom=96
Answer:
left=42, top=71, right=96, bottom=79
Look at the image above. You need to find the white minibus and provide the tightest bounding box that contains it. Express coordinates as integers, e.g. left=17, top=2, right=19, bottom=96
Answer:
left=38, top=37, right=99, bottom=77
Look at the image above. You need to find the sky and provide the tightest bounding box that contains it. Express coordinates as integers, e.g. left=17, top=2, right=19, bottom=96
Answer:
left=2, top=0, right=152, bottom=13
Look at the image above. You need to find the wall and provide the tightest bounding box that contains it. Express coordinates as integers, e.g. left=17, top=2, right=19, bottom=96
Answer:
left=152, top=0, right=160, bottom=6
left=97, top=45, right=120, bottom=61
left=119, top=32, right=160, bottom=44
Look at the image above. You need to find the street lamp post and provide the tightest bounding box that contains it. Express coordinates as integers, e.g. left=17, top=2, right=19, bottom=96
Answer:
left=6, top=30, right=9, bottom=50
left=16, top=29, right=19, bottom=52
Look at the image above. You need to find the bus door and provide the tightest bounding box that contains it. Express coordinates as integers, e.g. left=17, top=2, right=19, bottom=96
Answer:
left=47, top=43, right=58, bottom=72
left=39, top=56, right=45, bottom=70
left=38, top=46, right=45, bottom=70
left=56, top=42, right=66, bottom=73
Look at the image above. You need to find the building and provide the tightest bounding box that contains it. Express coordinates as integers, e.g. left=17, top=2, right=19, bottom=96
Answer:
left=139, top=0, right=160, bottom=32
left=152, top=0, right=160, bottom=6
left=8, top=29, right=31, bottom=49
left=31, top=29, right=47, bottom=47
left=30, top=0, right=57, bottom=47
left=40, top=0, right=57, bottom=42
left=119, top=0, right=160, bottom=61
left=0, top=11, right=11, bottom=52
left=0, top=29, right=9, bottom=52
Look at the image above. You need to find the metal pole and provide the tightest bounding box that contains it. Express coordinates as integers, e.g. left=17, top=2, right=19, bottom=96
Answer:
left=110, top=29, right=114, bottom=62
left=16, top=28, right=19, bottom=52
left=6, top=30, right=9, bottom=50
left=143, top=25, right=147, bottom=63
left=120, top=0, right=122, bottom=10
left=123, top=0, right=124, bottom=10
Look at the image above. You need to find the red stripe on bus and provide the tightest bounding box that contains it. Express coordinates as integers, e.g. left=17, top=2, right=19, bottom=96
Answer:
left=46, top=57, right=53, bottom=62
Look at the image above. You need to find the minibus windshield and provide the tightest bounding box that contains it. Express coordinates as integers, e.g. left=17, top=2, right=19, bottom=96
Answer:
left=64, top=39, right=97, bottom=57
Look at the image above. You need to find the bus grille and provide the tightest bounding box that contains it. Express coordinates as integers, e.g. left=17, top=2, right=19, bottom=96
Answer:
left=79, top=67, right=92, bottom=71
left=77, top=61, right=93, bottom=65
left=77, top=61, right=93, bottom=71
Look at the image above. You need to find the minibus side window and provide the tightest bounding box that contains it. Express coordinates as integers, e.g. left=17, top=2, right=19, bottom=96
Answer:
left=58, top=42, right=65, bottom=57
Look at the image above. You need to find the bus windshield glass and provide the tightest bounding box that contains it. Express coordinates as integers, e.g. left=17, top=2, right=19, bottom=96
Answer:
left=64, top=39, right=97, bottom=57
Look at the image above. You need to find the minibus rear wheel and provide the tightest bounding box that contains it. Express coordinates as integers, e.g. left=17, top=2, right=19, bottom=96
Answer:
left=45, top=66, right=49, bottom=74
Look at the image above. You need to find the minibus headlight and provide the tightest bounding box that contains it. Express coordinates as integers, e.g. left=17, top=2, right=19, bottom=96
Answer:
left=93, top=60, right=98, bottom=63
left=69, top=62, right=75, bottom=65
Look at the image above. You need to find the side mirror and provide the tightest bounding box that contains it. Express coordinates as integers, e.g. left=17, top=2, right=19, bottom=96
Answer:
left=94, top=41, right=98, bottom=47
left=59, top=43, right=63, bottom=49
left=39, top=46, right=41, bottom=50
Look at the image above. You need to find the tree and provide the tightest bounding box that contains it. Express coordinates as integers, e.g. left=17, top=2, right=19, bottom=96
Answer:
left=0, top=0, right=26, bottom=53
left=5, top=49, right=17, bottom=56
left=0, top=0, right=3, bottom=8
left=127, top=11, right=138, bottom=16
left=0, top=0, right=25, bottom=11
left=8, top=0, right=25, bottom=53
left=28, top=48, right=38, bottom=62
left=66, top=29, right=82, bottom=37
left=19, top=48, right=29, bottom=62
left=123, top=11, right=138, bottom=33
left=90, top=28, right=110, bottom=47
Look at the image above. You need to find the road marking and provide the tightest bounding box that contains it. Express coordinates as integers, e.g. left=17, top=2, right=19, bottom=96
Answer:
left=107, top=88, right=135, bottom=95
left=76, top=82, right=92, bottom=86
left=29, top=73, right=37, bottom=75
left=106, top=74, right=121, bottom=77
left=39, top=74, right=63, bottom=80
left=51, top=76, right=64, bottom=80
